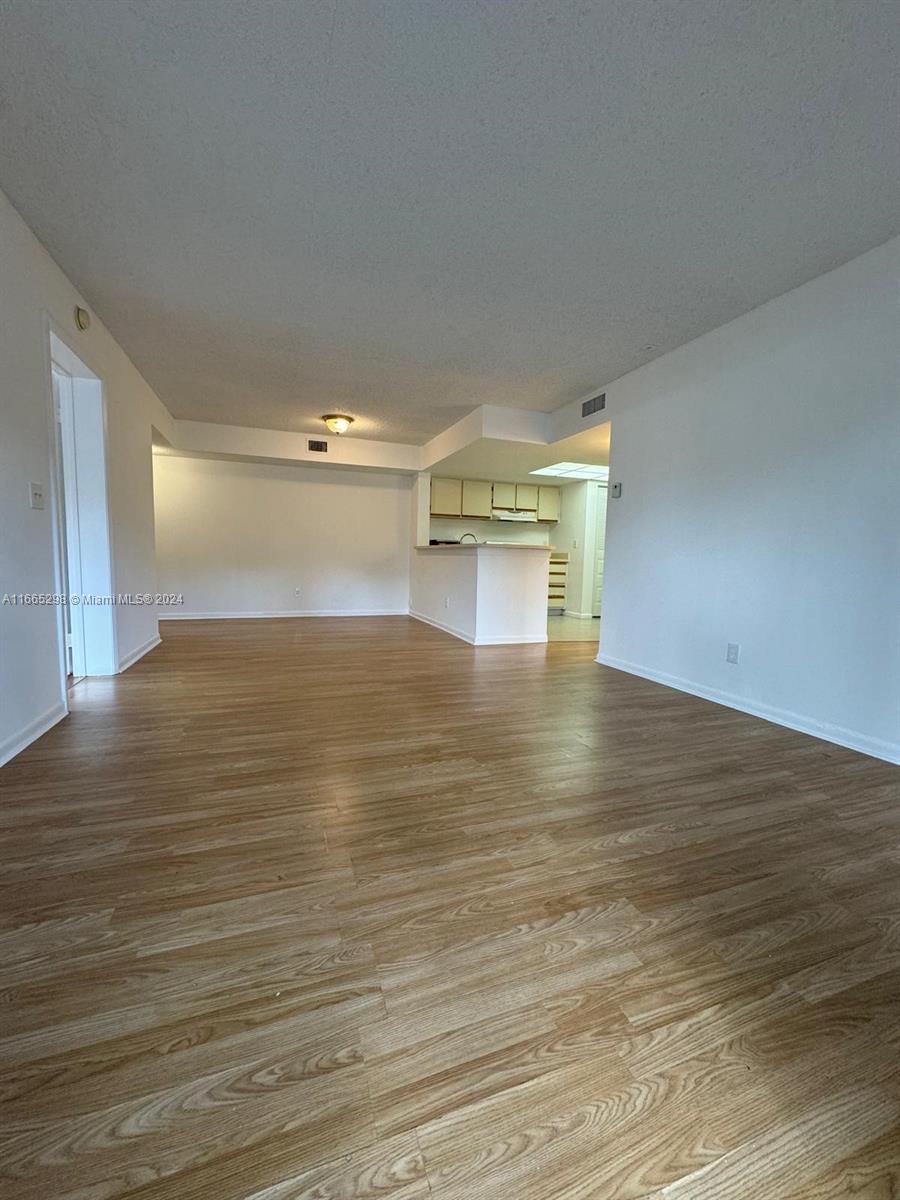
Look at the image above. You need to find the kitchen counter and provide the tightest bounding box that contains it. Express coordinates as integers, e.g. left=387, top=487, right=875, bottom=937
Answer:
left=415, top=542, right=551, bottom=551
left=410, top=543, right=550, bottom=644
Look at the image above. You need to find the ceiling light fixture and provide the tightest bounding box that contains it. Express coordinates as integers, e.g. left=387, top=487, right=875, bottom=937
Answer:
left=530, top=462, right=609, bottom=481
left=322, top=414, right=354, bottom=435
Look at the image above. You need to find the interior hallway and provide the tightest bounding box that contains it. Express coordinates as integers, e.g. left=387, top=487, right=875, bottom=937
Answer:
left=1, top=618, right=898, bottom=1199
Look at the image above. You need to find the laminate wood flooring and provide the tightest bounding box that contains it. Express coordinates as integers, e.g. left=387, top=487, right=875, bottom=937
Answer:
left=1, top=617, right=898, bottom=1199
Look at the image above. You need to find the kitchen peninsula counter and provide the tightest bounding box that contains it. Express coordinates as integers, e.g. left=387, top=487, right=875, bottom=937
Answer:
left=410, top=542, right=550, bottom=644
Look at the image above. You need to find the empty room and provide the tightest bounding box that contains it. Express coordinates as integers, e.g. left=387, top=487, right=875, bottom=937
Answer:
left=1, top=3, right=899, bottom=1198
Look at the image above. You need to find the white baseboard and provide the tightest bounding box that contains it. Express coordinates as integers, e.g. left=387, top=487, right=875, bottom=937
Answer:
left=597, top=652, right=900, bottom=766
left=409, top=609, right=476, bottom=643
left=475, top=634, right=548, bottom=645
left=118, top=634, right=161, bottom=672
left=0, top=701, right=68, bottom=768
left=159, top=609, right=410, bottom=620
left=410, top=611, right=547, bottom=646
left=562, top=610, right=595, bottom=620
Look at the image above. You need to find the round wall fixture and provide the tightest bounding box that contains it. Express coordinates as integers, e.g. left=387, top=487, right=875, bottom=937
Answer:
left=74, top=306, right=91, bottom=331
left=322, top=414, right=354, bottom=435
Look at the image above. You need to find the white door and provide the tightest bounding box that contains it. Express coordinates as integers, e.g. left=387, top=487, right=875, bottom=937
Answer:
left=592, top=483, right=608, bottom=617
left=53, top=368, right=88, bottom=678
left=49, top=333, right=118, bottom=677
left=52, top=372, right=74, bottom=676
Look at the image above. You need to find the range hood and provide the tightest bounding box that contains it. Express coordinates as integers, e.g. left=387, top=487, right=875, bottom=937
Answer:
left=492, top=508, right=538, bottom=522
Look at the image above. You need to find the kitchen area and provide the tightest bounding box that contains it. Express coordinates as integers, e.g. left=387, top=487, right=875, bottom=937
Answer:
left=409, top=453, right=608, bottom=646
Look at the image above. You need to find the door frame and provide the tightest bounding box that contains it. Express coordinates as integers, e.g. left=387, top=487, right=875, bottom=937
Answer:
left=51, top=366, right=88, bottom=678
left=44, top=321, right=118, bottom=697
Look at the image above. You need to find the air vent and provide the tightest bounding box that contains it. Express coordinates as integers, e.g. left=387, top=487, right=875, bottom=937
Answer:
left=308, top=439, right=328, bottom=453
left=581, top=393, right=606, bottom=418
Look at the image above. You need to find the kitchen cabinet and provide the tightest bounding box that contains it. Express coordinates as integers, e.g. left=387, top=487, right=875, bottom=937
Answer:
left=515, top=484, right=538, bottom=511
left=461, top=479, right=493, bottom=518
left=430, top=476, right=561, bottom=523
left=492, top=481, right=516, bottom=510
left=431, top=477, right=462, bottom=517
left=537, top=486, right=560, bottom=522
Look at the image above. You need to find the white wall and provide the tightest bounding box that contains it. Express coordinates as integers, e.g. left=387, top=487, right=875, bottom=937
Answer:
left=410, top=546, right=549, bottom=644
left=600, top=237, right=900, bottom=764
left=153, top=455, right=412, bottom=617
left=474, top=548, right=550, bottom=644
left=421, top=405, right=548, bottom=470
left=0, top=187, right=171, bottom=766
left=410, top=548, right=478, bottom=642
left=172, top=418, right=421, bottom=472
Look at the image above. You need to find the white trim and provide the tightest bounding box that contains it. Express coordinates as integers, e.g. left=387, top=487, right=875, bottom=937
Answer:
left=409, top=610, right=475, bottom=643
left=118, top=634, right=162, bottom=672
left=475, top=633, right=548, bottom=645
left=596, top=652, right=900, bottom=766
left=410, top=611, right=548, bottom=646
left=562, top=610, right=595, bottom=620
left=53, top=367, right=88, bottom=678
left=47, top=326, right=118, bottom=676
left=159, top=609, right=410, bottom=620
left=95, top=373, right=120, bottom=671
left=0, top=702, right=68, bottom=768
left=41, top=313, right=71, bottom=718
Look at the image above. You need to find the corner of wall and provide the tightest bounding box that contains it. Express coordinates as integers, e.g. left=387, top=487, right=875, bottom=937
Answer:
left=597, top=652, right=900, bottom=766
left=0, top=702, right=68, bottom=769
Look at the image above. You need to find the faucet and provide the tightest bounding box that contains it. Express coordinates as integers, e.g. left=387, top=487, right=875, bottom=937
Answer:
left=458, top=532, right=480, bottom=544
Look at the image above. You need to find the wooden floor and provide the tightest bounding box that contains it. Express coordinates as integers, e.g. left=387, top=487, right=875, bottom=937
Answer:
left=2, top=617, right=899, bottom=1200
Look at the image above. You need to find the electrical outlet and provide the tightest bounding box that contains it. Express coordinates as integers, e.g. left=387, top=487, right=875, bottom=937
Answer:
left=726, top=642, right=741, bottom=665
left=294, top=588, right=302, bottom=597
left=444, top=596, right=450, bottom=609
left=572, top=538, right=578, bottom=549
left=29, top=482, right=45, bottom=510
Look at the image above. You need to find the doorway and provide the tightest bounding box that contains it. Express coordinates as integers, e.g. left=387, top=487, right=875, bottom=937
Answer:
left=49, top=333, right=117, bottom=685
left=546, top=474, right=609, bottom=644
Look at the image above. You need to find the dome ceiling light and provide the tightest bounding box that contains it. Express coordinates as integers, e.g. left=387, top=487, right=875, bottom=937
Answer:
left=322, top=414, right=354, bottom=435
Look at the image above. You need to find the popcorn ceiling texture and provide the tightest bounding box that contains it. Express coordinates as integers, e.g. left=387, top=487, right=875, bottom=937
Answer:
left=0, top=0, right=897, bottom=443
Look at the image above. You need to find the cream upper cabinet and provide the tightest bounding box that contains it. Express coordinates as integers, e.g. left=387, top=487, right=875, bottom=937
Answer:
left=515, top=483, right=538, bottom=511
left=431, top=477, right=462, bottom=517
left=537, top=486, right=560, bottom=522
left=431, top=477, right=559, bottom=521
left=492, top=481, right=516, bottom=510
left=461, top=479, right=493, bottom=518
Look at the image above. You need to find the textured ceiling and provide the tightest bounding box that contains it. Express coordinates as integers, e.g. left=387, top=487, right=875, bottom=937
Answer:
left=1, top=1, right=897, bottom=444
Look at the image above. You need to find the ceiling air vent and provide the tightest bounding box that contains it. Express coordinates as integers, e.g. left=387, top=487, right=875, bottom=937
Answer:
left=308, top=439, right=328, bottom=453
left=581, top=392, right=606, bottom=418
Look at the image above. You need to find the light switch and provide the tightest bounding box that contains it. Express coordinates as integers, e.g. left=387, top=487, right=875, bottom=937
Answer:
left=29, top=482, right=45, bottom=510
left=611, top=482, right=623, bottom=499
